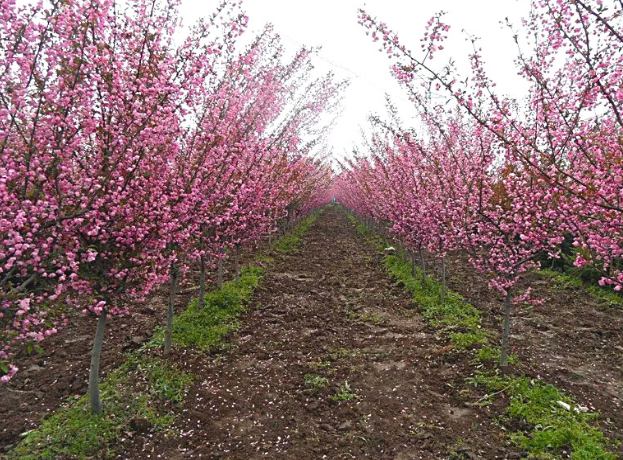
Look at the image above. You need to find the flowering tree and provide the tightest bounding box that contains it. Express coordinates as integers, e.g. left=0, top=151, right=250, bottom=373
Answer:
left=0, top=0, right=343, bottom=416
left=338, top=0, right=623, bottom=364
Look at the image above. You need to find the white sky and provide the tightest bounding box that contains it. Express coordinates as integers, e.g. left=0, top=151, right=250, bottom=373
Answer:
left=180, top=0, right=532, bottom=160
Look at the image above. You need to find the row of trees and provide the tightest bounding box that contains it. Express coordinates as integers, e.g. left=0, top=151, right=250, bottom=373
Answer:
left=0, top=0, right=342, bottom=413
left=336, top=0, right=622, bottom=364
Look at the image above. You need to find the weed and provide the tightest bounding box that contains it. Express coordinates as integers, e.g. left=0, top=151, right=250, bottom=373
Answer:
left=469, top=373, right=617, bottom=459
left=328, top=347, right=356, bottom=361
left=10, top=357, right=191, bottom=459
left=449, top=331, right=488, bottom=350
left=346, top=310, right=384, bottom=325
left=476, top=346, right=519, bottom=365
left=330, top=381, right=357, bottom=401
left=304, top=374, right=329, bottom=391
left=308, top=360, right=332, bottom=370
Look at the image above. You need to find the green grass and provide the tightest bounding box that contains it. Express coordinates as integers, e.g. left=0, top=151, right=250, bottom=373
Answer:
left=384, top=254, right=485, bottom=341
left=9, top=356, right=192, bottom=459
left=330, top=381, right=357, bottom=401
left=304, top=374, right=329, bottom=391
left=167, top=266, right=264, bottom=351
left=470, top=373, right=617, bottom=459
left=476, top=345, right=519, bottom=365
left=272, top=214, right=317, bottom=254
left=449, top=331, right=488, bottom=350
left=348, top=211, right=617, bottom=459
left=539, top=269, right=622, bottom=308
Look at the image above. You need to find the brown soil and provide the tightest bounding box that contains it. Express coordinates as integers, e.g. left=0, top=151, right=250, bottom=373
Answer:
left=117, top=207, right=520, bottom=459
left=3, top=205, right=621, bottom=459
left=422, top=250, right=623, bottom=447
left=0, top=243, right=258, bottom=453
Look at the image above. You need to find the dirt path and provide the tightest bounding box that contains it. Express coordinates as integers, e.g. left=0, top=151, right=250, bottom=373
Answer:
left=121, top=206, right=516, bottom=459
left=0, top=243, right=259, bottom=453
left=422, top=250, right=623, bottom=441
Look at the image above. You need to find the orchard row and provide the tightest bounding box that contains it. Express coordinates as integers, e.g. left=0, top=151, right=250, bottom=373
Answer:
left=0, top=0, right=343, bottom=411
left=336, top=0, right=623, bottom=363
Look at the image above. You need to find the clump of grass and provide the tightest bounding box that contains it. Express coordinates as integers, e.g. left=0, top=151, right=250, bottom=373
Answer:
left=449, top=331, right=488, bottom=350
left=330, top=381, right=357, bottom=401
left=476, top=345, right=519, bottom=366
left=170, top=266, right=264, bottom=351
left=328, top=347, right=357, bottom=361
left=470, top=373, right=617, bottom=459
left=10, top=356, right=192, bottom=460
left=539, top=269, right=622, bottom=308
left=347, top=310, right=384, bottom=325
left=304, top=374, right=329, bottom=391
left=384, top=254, right=484, bottom=333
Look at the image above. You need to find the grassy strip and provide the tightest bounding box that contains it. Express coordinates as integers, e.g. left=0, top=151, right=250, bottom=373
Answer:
left=8, top=213, right=318, bottom=459
left=272, top=214, right=318, bottom=254
left=9, top=355, right=192, bottom=460
left=164, top=266, right=264, bottom=351
left=155, top=213, right=318, bottom=351
left=348, top=212, right=487, bottom=350
left=470, top=374, right=617, bottom=459
left=538, top=269, right=622, bottom=309
left=384, top=254, right=487, bottom=349
left=348, top=212, right=617, bottom=459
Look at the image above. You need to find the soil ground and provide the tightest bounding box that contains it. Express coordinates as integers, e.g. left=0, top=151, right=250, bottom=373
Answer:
left=2, top=205, right=622, bottom=459
left=422, top=250, right=623, bottom=445
left=118, top=207, right=523, bottom=459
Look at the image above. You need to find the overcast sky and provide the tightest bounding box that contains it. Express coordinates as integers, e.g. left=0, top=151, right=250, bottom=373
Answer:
left=180, top=1, right=532, bottom=159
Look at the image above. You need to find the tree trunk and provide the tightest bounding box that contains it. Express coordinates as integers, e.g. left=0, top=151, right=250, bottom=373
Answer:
left=419, top=247, right=426, bottom=281
left=234, top=244, right=241, bottom=284
left=500, top=288, right=513, bottom=366
left=164, top=264, right=179, bottom=355
left=198, top=254, right=206, bottom=309
left=217, top=248, right=224, bottom=289
left=89, top=311, right=107, bottom=415
left=411, top=252, right=416, bottom=277
left=440, top=255, right=447, bottom=304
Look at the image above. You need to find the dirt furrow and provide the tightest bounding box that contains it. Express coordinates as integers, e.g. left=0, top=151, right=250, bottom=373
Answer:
left=121, top=207, right=514, bottom=459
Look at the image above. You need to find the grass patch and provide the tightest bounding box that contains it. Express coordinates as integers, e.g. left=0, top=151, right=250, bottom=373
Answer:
left=384, top=254, right=484, bottom=334
left=449, top=331, right=488, bottom=350
left=476, top=345, right=520, bottom=366
left=9, top=356, right=191, bottom=459
left=347, top=310, right=384, bottom=325
left=304, top=374, right=329, bottom=391
left=470, top=373, right=617, bottom=459
left=272, top=214, right=317, bottom=254
left=328, top=347, right=357, bottom=361
left=539, top=269, right=622, bottom=308
left=168, top=266, right=264, bottom=351
left=330, top=381, right=357, bottom=401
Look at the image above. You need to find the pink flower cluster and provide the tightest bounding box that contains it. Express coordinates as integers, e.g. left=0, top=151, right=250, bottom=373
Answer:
left=0, top=0, right=342, bottom=381
left=344, top=0, right=623, bottom=298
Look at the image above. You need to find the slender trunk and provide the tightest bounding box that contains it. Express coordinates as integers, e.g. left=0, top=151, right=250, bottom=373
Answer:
left=234, top=244, right=241, bottom=284
left=89, top=311, right=107, bottom=415
left=198, top=254, right=206, bottom=309
left=411, top=252, right=416, bottom=277
left=164, top=264, right=179, bottom=356
left=419, top=247, right=426, bottom=281
left=217, top=248, right=224, bottom=289
left=500, top=288, right=513, bottom=366
left=440, top=255, right=447, bottom=304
